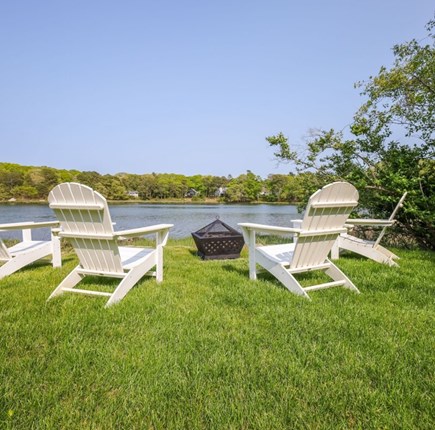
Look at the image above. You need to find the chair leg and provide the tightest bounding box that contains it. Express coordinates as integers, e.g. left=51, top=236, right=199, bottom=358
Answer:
left=0, top=258, right=29, bottom=280
left=247, top=231, right=257, bottom=280
left=155, top=244, right=163, bottom=283
left=256, top=252, right=310, bottom=299
left=330, top=239, right=340, bottom=260
left=106, top=254, right=157, bottom=307
left=325, top=259, right=360, bottom=293
left=47, top=268, right=82, bottom=300
left=106, top=272, right=139, bottom=307
left=248, top=253, right=257, bottom=280
left=355, top=245, right=398, bottom=267
left=51, top=234, right=62, bottom=268
left=374, top=245, right=400, bottom=262
left=269, top=265, right=311, bottom=298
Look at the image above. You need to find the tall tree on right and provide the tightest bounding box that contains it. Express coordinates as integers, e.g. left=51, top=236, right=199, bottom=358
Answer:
left=267, top=18, right=435, bottom=249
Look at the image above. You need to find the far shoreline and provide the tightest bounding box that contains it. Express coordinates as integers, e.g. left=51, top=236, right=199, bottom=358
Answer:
left=0, top=198, right=299, bottom=206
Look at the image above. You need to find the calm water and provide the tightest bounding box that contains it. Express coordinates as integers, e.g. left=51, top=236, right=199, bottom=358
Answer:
left=0, top=203, right=300, bottom=240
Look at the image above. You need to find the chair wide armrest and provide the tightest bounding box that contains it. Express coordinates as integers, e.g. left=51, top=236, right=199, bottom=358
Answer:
left=346, top=219, right=395, bottom=227
left=0, top=221, right=60, bottom=231
left=238, top=222, right=300, bottom=236
left=113, top=224, right=174, bottom=238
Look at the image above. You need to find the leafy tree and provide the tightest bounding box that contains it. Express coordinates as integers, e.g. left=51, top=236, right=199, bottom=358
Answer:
left=0, top=169, right=24, bottom=190
left=267, top=18, right=435, bottom=248
left=223, top=181, right=245, bottom=202
left=137, top=174, right=157, bottom=200
left=11, top=185, right=39, bottom=199
left=116, top=173, right=142, bottom=192
left=264, top=174, right=290, bottom=202
left=76, top=171, right=102, bottom=188
left=202, top=175, right=229, bottom=198
left=57, top=169, right=77, bottom=183
left=187, top=175, right=206, bottom=196
left=0, top=184, right=11, bottom=200
left=25, top=167, right=59, bottom=197
left=94, top=182, right=110, bottom=198
left=151, top=174, right=188, bottom=199
left=99, top=176, right=128, bottom=200
left=264, top=173, right=309, bottom=203
left=109, top=183, right=128, bottom=200
left=224, top=171, right=263, bottom=202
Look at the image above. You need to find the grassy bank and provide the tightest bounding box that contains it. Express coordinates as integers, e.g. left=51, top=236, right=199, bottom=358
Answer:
left=1, top=239, right=434, bottom=429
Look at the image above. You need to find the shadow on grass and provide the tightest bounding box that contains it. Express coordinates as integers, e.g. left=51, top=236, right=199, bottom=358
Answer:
left=221, top=258, right=360, bottom=294
left=0, top=254, right=76, bottom=277
left=188, top=249, right=200, bottom=258
left=221, top=263, right=247, bottom=277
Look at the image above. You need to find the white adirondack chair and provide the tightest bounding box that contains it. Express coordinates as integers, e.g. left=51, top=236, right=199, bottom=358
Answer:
left=239, top=182, right=360, bottom=299
left=330, top=192, right=407, bottom=267
left=47, top=183, right=173, bottom=307
left=0, top=221, right=61, bottom=280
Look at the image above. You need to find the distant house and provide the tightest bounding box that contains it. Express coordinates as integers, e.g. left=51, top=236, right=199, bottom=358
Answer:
left=215, top=187, right=226, bottom=197
left=185, top=188, right=199, bottom=198
left=259, top=187, right=269, bottom=196
left=127, top=190, right=139, bottom=198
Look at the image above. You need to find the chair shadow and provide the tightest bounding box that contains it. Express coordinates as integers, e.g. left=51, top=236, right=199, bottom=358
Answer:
left=221, top=263, right=248, bottom=277
left=332, top=251, right=370, bottom=261
left=221, top=260, right=336, bottom=287
left=2, top=254, right=76, bottom=275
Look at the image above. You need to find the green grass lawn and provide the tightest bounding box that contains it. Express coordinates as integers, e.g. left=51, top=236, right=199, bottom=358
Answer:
left=1, top=239, right=434, bottom=429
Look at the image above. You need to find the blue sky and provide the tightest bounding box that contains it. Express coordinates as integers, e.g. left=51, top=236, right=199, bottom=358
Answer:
left=1, top=1, right=433, bottom=178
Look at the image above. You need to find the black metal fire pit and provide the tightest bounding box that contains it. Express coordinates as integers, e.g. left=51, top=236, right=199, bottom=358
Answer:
left=192, top=218, right=244, bottom=260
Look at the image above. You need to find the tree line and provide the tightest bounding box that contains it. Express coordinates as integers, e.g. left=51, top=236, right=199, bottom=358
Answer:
left=0, top=162, right=312, bottom=204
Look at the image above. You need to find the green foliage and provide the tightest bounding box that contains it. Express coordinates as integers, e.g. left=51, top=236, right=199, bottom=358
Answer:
left=0, top=164, right=218, bottom=202
left=0, top=163, right=282, bottom=203
left=0, top=168, right=24, bottom=189
left=266, top=131, right=298, bottom=161
left=10, top=185, right=38, bottom=199
left=0, top=184, right=10, bottom=200
left=355, top=18, right=435, bottom=149
left=223, top=170, right=263, bottom=202
left=24, top=167, right=59, bottom=197
left=267, top=18, right=435, bottom=249
left=75, top=171, right=102, bottom=188
left=263, top=173, right=319, bottom=203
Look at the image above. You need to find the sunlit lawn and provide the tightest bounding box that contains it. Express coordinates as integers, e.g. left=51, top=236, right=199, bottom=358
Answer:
left=0, top=238, right=434, bottom=429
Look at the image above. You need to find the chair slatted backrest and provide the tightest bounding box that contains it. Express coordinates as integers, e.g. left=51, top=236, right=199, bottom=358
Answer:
left=290, top=182, right=359, bottom=269
left=48, top=183, right=124, bottom=274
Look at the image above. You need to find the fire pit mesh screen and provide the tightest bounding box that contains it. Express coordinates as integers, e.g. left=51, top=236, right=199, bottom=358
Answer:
left=192, top=219, right=244, bottom=260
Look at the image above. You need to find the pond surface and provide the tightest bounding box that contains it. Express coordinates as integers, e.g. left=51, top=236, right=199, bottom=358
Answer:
left=0, top=203, right=301, bottom=240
